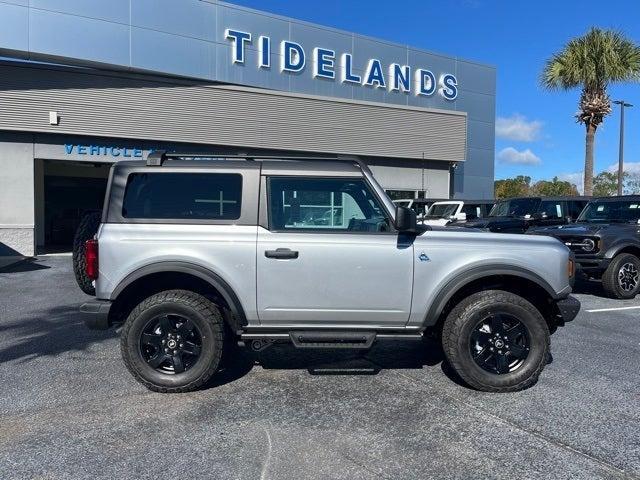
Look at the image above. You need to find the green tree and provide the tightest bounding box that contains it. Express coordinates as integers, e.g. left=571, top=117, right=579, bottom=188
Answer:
left=541, top=28, right=640, bottom=196
left=593, top=171, right=628, bottom=197
left=494, top=175, right=531, bottom=199
left=625, top=172, right=640, bottom=195
left=531, top=176, right=579, bottom=196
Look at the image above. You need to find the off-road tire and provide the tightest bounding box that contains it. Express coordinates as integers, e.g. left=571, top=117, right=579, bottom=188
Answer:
left=441, top=290, right=550, bottom=392
left=602, top=253, right=640, bottom=299
left=72, top=211, right=101, bottom=295
left=121, top=290, right=224, bottom=393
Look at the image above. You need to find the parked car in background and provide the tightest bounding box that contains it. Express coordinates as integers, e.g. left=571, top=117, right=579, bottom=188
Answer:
left=392, top=198, right=446, bottom=221
left=423, top=200, right=495, bottom=226
left=462, top=196, right=589, bottom=234
left=529, top=196, right=640, bottom=299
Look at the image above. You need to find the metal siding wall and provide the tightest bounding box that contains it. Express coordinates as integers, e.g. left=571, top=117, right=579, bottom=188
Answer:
left=0, top=64, right=466, bottom=162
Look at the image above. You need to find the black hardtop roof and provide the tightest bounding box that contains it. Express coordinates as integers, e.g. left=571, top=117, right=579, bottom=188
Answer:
left=113, top=151, right=367, bottom=176
left=495, top=196, right=591, bottom=201
left=590, top=195, right=640, bottom=202
left=431, top=199, right=495, bottom=204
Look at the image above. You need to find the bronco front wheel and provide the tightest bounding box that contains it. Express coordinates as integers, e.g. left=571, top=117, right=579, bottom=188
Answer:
left=120, top=290, right=224, bottom=393
left=441, top=290, right=550, bottom=392
left=602, top=253, right=640, bottom=299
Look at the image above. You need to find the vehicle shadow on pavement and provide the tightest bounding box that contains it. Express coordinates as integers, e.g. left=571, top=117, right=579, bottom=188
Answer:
left=0, top=304, right=117, bottom=364
left=572, top=278, right=608, bottom=298
left=207, top=337, right=470, bottom=388
left=0, top=258, right=51, bottom=273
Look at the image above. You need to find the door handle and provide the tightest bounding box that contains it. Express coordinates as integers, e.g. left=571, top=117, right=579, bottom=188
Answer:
left=265, top=248, right=299, bottom=259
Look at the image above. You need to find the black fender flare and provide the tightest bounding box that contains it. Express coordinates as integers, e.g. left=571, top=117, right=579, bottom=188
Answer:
left=110, top=261, right=247, bottom=326
left=604, top=242, right=640, bottom=260
left=422, top=264, right=562, bottom=327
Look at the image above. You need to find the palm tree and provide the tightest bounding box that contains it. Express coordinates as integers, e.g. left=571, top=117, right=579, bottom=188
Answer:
left=542, top=28, right=640, bottom=195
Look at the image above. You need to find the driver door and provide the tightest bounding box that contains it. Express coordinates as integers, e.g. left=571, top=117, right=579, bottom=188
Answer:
left=256, top=176, right=414, bottom=327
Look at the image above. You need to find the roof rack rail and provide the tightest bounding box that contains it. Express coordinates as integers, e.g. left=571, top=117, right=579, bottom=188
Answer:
left=145, top=150, right=371, bottom=174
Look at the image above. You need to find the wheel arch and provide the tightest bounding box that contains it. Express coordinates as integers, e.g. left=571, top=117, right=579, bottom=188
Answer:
left=423, top=265, right=560, bottom=332
left=109, top=261, right=247, bottom=330
left=606, top=243, right=640, bottom=260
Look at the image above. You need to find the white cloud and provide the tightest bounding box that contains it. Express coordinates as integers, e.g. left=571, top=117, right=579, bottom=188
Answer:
left=606, top=162, right=640, bottom=174
left=557, top=172, right=584, bottom=194
left=496, top=114, right=543, bottom=142
left=497, top=147, right=541, bottom=165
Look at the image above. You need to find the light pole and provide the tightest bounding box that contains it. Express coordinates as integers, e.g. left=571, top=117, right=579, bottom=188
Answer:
left=613, top=100, right=633, bottom=196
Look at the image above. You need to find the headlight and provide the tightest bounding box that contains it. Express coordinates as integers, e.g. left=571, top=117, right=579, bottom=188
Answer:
left=581, top=239, right=595, bottom=252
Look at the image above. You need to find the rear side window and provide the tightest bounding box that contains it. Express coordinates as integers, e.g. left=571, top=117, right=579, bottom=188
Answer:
left=461, top=203, right=481, bottom=220
left=122, top=173, right=242, bottom=220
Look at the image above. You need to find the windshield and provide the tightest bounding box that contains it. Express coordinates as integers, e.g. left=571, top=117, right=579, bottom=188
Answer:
left=489, top=198, right=539, bottom=217
left=577, top=200, right=640, bottom=223
left=426, top=203, right=459, bottom=218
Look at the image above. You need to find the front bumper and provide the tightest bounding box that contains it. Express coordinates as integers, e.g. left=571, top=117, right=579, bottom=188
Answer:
left=575, top=255, right=611, bottom=275
left=554, top=295, right=580, bottom=323
left=80, top=300, right=112, bottom=330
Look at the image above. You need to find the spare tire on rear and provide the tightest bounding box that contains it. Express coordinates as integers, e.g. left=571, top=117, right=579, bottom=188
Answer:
left=72, top=211, right=101, bottom=295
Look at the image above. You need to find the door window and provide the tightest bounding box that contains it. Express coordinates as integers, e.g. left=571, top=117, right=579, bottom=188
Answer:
left=268, top=177, right=391, bottom=232
left=539, top=200, right=563, bottom=219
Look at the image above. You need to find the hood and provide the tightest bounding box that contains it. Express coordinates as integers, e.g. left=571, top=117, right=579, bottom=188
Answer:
left=460, top=219, right=491, bottom=228
left=422, top=218, right=450, bottom=226
left=529, top=222, right=611, bottom=236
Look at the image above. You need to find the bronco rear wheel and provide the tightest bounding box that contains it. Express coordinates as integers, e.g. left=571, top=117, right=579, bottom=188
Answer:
left=121, top=290, right=224, bottom=393
left=441, top=290, right=550, bottom=392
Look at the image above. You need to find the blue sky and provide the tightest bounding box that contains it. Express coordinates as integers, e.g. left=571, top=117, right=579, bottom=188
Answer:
left=231, top=0, right=640, bottom=191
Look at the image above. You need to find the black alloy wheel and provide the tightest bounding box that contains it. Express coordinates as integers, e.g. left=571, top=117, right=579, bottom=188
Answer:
left=121, top=290, right=224, bottom=393
left=441, top=290, right=550, bottom=392
left=469, top=314, right=530, bottom=375
left=140, top=313, right=203, bottom=374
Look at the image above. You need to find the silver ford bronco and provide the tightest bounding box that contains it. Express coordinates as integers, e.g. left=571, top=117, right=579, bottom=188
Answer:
left=77, top=152, right=579, bottom=393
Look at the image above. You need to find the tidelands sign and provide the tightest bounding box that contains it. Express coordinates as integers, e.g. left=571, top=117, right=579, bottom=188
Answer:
left=225, top=29, right=458, bottom=100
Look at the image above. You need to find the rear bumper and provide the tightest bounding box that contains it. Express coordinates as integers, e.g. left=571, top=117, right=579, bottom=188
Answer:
left=80, top=300, right=112, bottom=330
left=554, top=295, right=580, bottom=323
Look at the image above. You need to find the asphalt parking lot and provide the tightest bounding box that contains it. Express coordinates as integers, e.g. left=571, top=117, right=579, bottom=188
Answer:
left=0, top=256, right=639, bottom=480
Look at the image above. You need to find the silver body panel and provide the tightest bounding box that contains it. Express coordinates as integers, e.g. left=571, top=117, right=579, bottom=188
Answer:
left=96, top=202, right=571, bottom=331
left=407, top=229, right=571, bottom=327
left=96, top=224, right=260, bottom=322
left=256, top=227, right=413, bottom=327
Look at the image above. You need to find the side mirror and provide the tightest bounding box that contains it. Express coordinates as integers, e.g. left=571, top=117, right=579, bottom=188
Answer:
left=395, top=206, right=417, bottom=232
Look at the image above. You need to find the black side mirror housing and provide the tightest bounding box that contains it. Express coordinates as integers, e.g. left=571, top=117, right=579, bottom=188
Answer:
left=395, top=206, right=417, bottom=232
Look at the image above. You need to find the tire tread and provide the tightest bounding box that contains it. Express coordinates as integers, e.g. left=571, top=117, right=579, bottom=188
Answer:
left=441, top=290, right=550, bottom=393
left=120, top=289, right=224, bottom=393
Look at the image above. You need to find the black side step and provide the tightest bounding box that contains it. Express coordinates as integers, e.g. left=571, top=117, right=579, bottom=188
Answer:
left=289, top=331, right=376, bottom=349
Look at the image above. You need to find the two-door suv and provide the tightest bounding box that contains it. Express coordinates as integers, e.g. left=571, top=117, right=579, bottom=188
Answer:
left=78, top=152, right=579, bottom=393
left=529, top=195, right=640, bottom=299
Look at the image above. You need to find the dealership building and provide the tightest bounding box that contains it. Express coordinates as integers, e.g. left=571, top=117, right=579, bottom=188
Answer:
left=0, top=0, right=496, bottom=257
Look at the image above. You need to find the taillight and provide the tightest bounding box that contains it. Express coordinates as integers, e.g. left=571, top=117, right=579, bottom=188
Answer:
left=85, top=239, right=99, bottom=280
